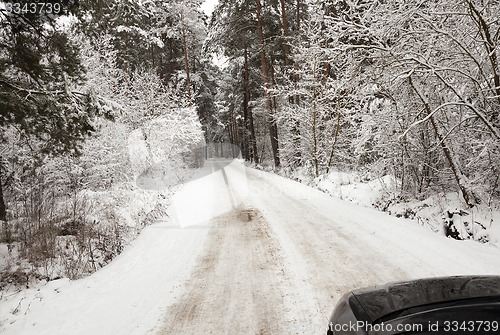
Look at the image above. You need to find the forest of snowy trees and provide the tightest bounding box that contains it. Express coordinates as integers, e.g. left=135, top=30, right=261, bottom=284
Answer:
left=1, top=0, right=499, bottom=286
left=0, top=0, right=214, bottom=284
left=208, top=0, right=499, bottom=209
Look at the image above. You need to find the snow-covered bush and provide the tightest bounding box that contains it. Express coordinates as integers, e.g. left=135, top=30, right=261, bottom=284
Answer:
left=0, top=31, right=205, bottom=288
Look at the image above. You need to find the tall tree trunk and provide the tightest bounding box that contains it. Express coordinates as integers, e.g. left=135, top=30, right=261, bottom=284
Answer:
left=409, top=76, right=479, bottom=208
left=290, top=0, right=302, bottom=167
left=151, top=45, right=155, bottom=71
left=279, top=0, right=290, bottom=68
left=280, top=0, right=295, bottom=106
left=248, top=107, right=259, bottom=164
left=180, top=12, right=192, bottom=102
left=256, top=0, right=280, bottom=167
left=296, top=0, right=301, bottom=32
left=467, top=1, right=500, bottom=125
left=0, top=157, right=12, bottom=248
left=168, top=39, right=174, bottom=80
left=242, top=47, right=250, bottom=161
left=229, top=110, right=239, bottom=148
left=467, top=2, right=500, bottom=104
left=268, top=56, right=281, bottom=167
left=312, top=86, right=319, bottom=177
left=0, top=167, right=6, bottom=222
left=244, top=47, right=259, bottom=163
left=326, top=97, right=341, bottom=173
left=159, top=54, right=164, bottom=82
left=192, top=56, right=197, bottom=94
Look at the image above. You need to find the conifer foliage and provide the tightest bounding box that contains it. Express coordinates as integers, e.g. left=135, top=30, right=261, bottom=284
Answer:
left=0, top=0, right=212, bottom=284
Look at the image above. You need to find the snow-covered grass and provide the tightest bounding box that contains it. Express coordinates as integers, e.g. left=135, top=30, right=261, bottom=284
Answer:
left=0, top=183, right=170, bottom=290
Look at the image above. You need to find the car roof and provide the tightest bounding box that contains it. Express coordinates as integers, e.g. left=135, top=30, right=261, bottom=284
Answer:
left=350, top=275, right=500, bottom=322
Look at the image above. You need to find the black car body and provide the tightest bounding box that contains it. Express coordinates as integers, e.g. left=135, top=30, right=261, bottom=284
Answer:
left=327, top=276, right=500, bottom=335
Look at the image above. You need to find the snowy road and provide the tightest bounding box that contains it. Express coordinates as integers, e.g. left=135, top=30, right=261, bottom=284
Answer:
left=157, top=160, right=500, bottom=335
left=158, top=207, right=290, bottom=334
left=3, top=159, right=500, bottom=335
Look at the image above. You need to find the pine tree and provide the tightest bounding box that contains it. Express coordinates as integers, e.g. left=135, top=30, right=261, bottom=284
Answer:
left=0, top=1, right=109, bottom=221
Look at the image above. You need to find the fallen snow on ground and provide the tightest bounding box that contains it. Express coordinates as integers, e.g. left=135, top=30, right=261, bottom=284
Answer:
left=0, top=163, right=225, bottom=335
left=316, top=171, right=396, bottom=206
left=1, top=160, right=500, bottom=335
left=314, top=170, right=500, bottom=246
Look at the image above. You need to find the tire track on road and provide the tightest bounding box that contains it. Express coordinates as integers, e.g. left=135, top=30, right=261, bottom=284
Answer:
left=246, top=172, right=415, bottom=333
left=157, top=207, right=290, bottom=335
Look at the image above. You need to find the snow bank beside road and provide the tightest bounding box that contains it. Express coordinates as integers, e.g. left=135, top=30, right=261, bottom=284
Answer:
left=302, top=169, right=500, bottom=246
left=0, top=223, right=209, bottom=335
left=0, top=161, right=237, bottom=335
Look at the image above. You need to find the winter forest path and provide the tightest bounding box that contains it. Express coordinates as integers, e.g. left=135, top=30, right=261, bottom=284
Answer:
left=156, top=160, right=500, bottom=335
left=3, top=160, right=500, bottom=335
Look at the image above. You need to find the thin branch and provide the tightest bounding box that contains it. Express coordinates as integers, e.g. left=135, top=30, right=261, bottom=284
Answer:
left=400, top=101, right=500, bottom=141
